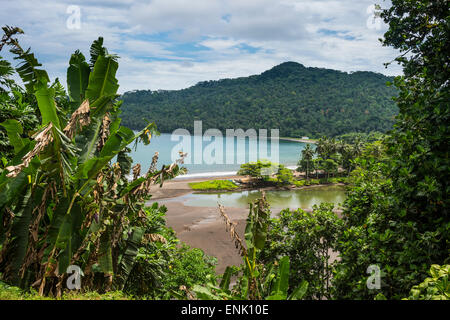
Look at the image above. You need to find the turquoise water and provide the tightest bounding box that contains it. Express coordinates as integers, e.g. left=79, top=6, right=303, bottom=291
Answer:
left=129, top=133, right=309, bottom=178
left=169, top=185, right=346, bottom=209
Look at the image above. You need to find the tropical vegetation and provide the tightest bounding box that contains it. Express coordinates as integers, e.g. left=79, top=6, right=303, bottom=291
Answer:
left=0, top=27, right=215, bottom=299
left=237, top=160, right=297, bottom=187
left=332, top=0, right=449, bottom=299
left=192, top=196, right=308, bottom=300
left=0, top=0, right=448, bottom=301
left=120, top=62, right=398, bottom=138
left=402, top=265, right=449, bottom=300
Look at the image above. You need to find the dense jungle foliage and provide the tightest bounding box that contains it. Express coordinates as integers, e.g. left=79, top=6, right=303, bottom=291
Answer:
left=0, top=27, right=216, bottom=298
left=120, top=62, right=398, bottom=138
left=206, top=0, right=450, bottom=300
left=0, top=0, right=448, bottom=301
left=332, top=0, right=449, bottom=299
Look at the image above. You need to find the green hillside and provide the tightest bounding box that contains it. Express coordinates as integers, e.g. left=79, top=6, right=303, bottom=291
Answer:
left=120, top=62, right=398, bottom=138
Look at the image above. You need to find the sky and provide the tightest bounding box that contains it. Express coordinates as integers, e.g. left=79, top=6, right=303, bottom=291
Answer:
left=0, top=0, right=402, bottom=93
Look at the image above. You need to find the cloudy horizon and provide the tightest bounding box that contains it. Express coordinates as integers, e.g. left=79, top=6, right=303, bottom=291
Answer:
left=0, top=0, right=402, bottom=93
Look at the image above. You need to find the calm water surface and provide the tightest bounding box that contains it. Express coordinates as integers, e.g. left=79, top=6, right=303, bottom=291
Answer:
left=130, top=133, right=309, bottom=177
left=170, top=185, right=346, bottom=210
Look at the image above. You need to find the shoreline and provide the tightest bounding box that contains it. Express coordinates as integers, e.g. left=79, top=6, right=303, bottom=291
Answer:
left=149, top=175, right=249, bottom=273
left=150, top=175, right=344, bottom=273
left=162, top=200, right=249, bottom=274
left=149, top=175, right=242, bottom=200
left=153, top=132, right=317, bottom=145
left=280, top=137, right=317, bottom=144
left=152, top=173, right=345, bottom=200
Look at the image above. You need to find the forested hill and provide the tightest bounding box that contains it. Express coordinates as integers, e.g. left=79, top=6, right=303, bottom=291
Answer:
left=120, top=61, right=398, bottom=138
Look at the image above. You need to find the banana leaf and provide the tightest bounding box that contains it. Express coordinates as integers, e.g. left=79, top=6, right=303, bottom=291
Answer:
left=114, top=227, right=144, bottom=289
left=266, top=256, right=290, bottom=300
left=85, top=55, right=119, bottom=102
left=89, top=37, right=107, bottom=68
left=0, top=119, right=28, bottom=153
left=34, top=83, right=61, bottom=129
left=98, top=230, right=113, bottom=274
left=3, top=187, right=36, bottom=285
left=219, top=266, right=233, bottom=291
left=76, top=95, right=113, bottom=163
left=12, top=47, right=49, bottom=93
left=288, top=280, right=308, bottom=300
left=67, top=50, right=90, bottom=106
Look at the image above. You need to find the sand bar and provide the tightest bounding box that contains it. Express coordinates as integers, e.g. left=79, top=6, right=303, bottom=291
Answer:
left=149, top=175, right=341, bottom=273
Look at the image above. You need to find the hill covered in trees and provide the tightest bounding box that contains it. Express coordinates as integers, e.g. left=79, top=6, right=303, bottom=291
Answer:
left=120, top=62, right=398, bottom=138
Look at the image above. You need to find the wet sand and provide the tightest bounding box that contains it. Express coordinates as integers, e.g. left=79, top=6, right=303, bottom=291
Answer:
left=162, top=201, right=248, bottom=274
left=280, top=137, right=317, bottom=144
left=149, top=175, right=340, bottom=274
left=149, top=175, right=249, bottom=273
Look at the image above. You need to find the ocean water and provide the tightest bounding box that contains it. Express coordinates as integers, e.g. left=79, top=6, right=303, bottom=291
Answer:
left=129, top=133, right=307, bottom=178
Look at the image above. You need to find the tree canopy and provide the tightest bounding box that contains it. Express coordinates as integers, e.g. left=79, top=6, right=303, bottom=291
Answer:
left=120, top=62, right=398, bottom=138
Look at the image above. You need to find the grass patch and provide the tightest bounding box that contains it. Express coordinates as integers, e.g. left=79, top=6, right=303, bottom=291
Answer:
left=0, top=281, right=131, bottom=300
left=328, top=177, right=349, bottom=184
left=189, top=180, right=238, bottom=191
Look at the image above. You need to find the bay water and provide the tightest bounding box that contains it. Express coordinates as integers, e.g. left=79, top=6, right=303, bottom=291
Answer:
left=129, top=133, right=308, bottom=178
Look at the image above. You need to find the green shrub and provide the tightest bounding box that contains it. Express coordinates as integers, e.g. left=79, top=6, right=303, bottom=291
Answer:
left=237, top=160, right=276, bottom=179
left=329, top=177, right=348, bottom=184
left=163, top=246, right=217, bottom=297
left=403, top=265, right=449, bottom=300
left=293, top=180, right=305, bottom=187
left=261, top=204, right=344, bottom=299
left=237, top=161, right=296, bottom=187
left=192, top=195, right=309, bottom=300
left=306, top=179, right=320, bottom=186
left=124, top=231, right=217, bottom=299
left=275, top=166, right=294, bottom=185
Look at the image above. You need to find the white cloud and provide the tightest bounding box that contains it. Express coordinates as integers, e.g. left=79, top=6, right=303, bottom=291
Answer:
left=122, top=40, right=177, bottom=58
left=0, top=0, right=401, bottom=93
left=200, top=38, right=242, bottom=51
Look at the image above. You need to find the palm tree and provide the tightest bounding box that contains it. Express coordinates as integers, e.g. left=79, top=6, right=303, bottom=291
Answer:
left=329, top=137, right=338, bottom=155
left=313, top=157, right=322, bottom=179
left=300, top=143, right=314, bottom=179
left=316, top=137, right=337, bottom=160
left=316, top=137, right=327, bottom=159
left=323, top=158, right=338, bottom=181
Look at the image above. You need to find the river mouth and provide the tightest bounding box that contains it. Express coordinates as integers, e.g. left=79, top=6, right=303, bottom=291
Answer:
left=162, top=185, right=346, bottom=210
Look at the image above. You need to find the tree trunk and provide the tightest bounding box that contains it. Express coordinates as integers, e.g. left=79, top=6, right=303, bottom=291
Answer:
left=306, top=161, right=309, bottom=179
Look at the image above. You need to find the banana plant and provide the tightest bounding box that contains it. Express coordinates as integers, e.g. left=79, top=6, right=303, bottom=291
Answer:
left=192, top=195, right=308, bottom=300
left=265, top=256, right=308, bottom=300
left=241, top=196, right=270, bottom=299
left=0, top=32, right=185, bottom=296
left=192, top=257, right=308, bottom=300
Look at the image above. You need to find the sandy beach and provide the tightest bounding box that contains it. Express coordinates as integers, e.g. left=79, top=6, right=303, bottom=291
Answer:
left=149, top=175, right=249, bottom=273
left=280, top=137, right=317, bottom=144
left=149, top=175, right=340, bottom=274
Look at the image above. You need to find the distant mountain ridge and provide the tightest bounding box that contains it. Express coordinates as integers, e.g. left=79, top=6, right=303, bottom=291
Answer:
left=120, top=61, right=398, bottom=138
